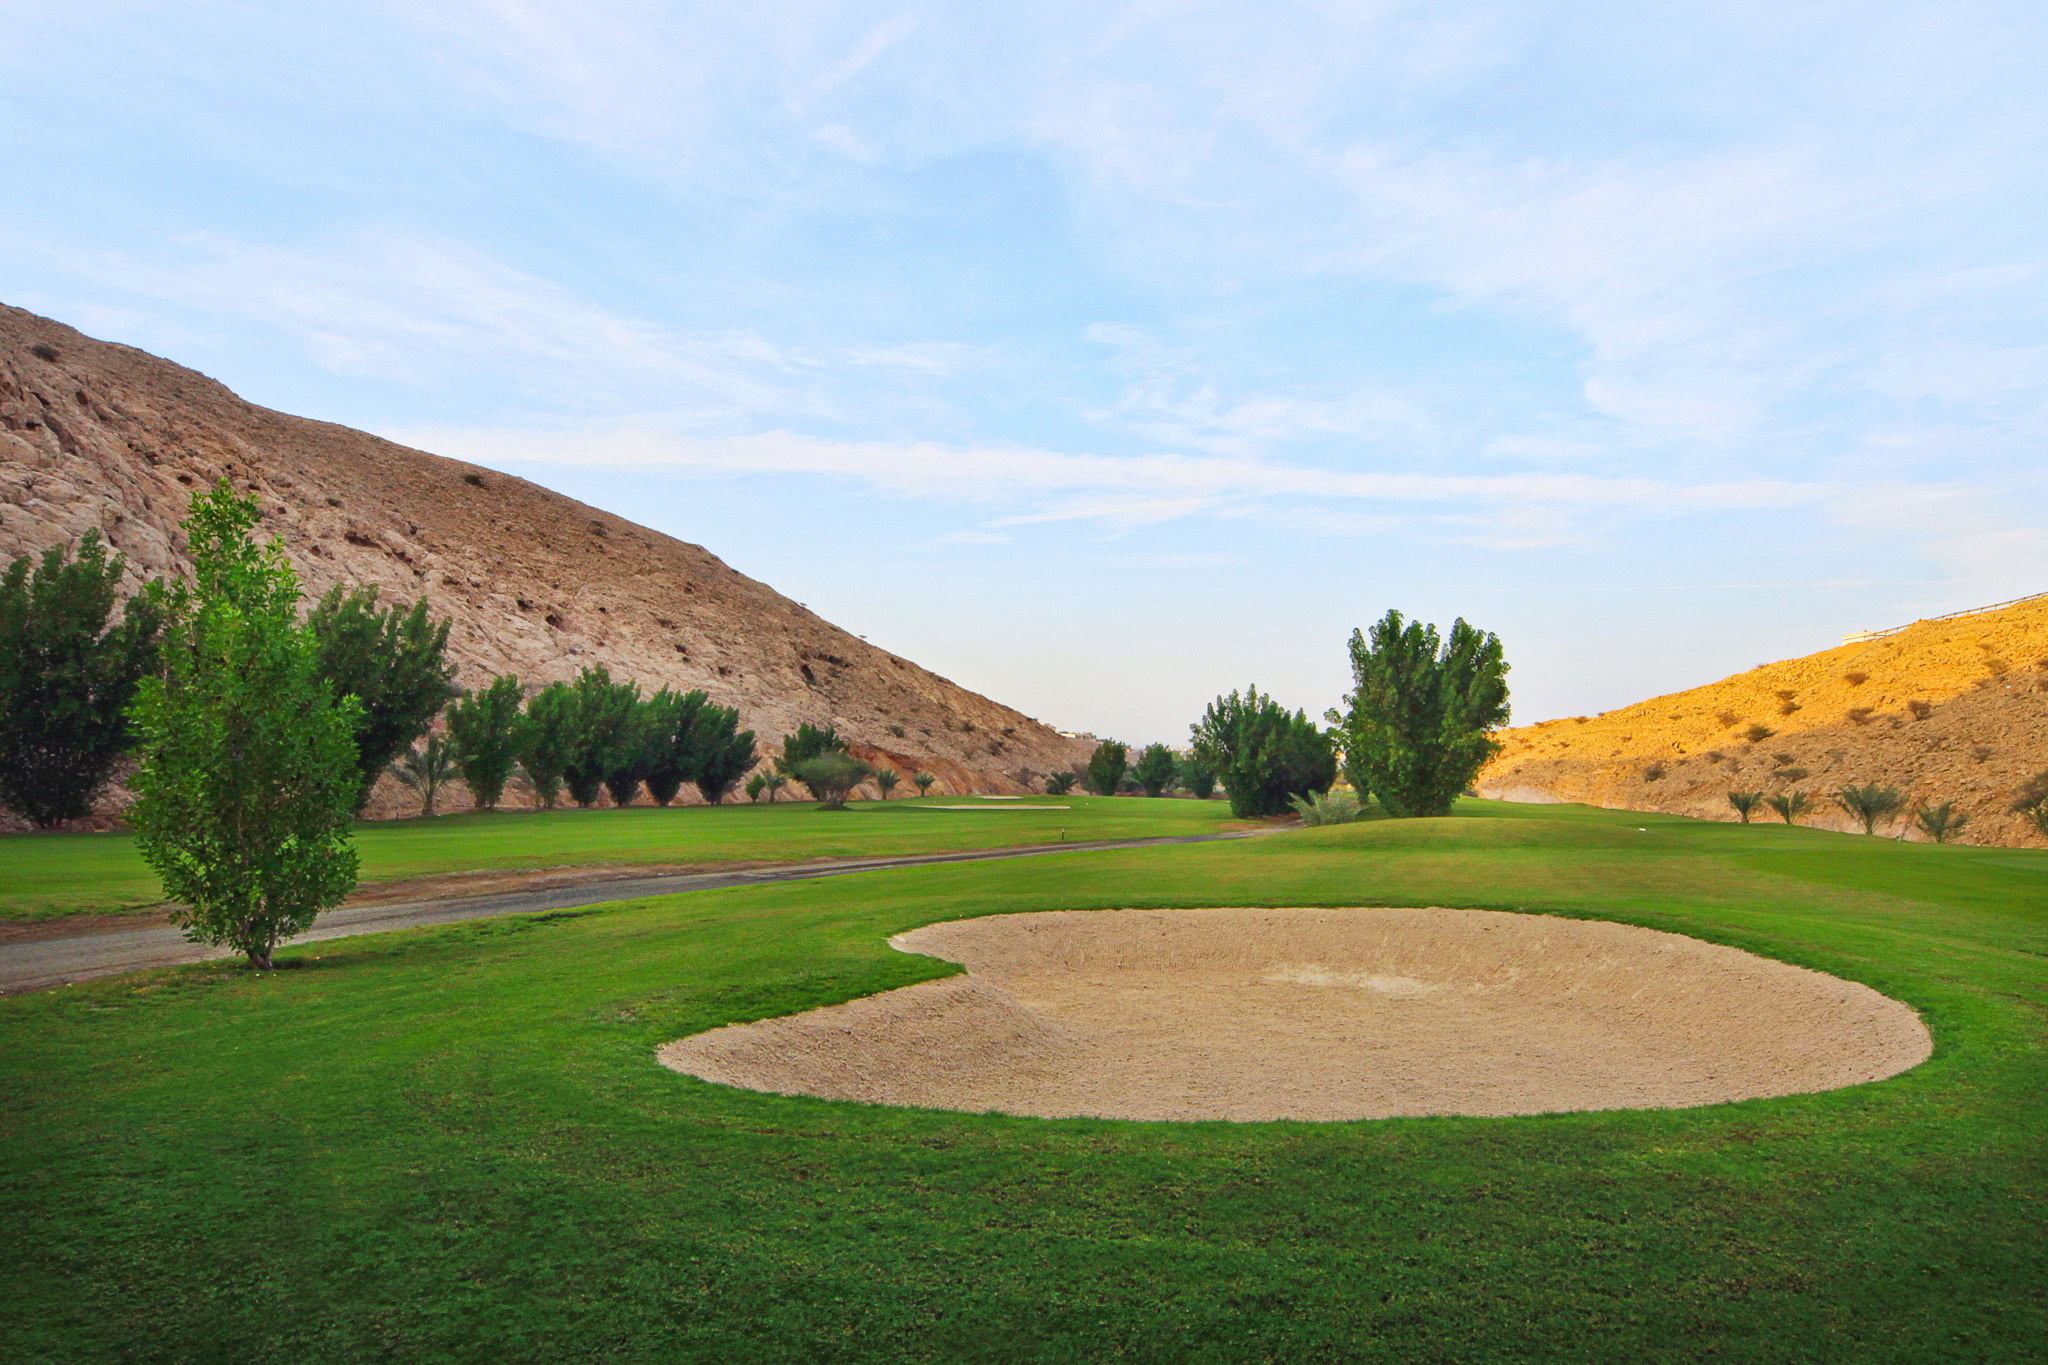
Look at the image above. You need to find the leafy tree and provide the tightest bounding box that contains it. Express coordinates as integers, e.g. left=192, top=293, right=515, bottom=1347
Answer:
left=913, top=772, right=936, bottom=796
left=1191, top=686, right=1337, bottom=818
left=0, top=530, right=168, bottom=827
left=561, top=666, right=639, bottom=808
left=1766, top=790, right=1812, bottom=825
left=1133, top=743, right=1178, bottom=798
left=745, top=773, right=768, bottom=802
left=391, top=733, right=459, bottom=816
left=777, top=722, right=847, bottom=798
left=763, top=772, right=789, bottom=802
left=691, top=704, right=757, bottom=804
left=1727, top=790, right=1763, bottom=824
left=308, top=584, right=457, bottom=812
left=1085, top=741, right=1128, bottom=797
left=518, top=682, right=576, bottom=809
left=2008, top=771, right=2048, bottom=838
left=876, top=768, right=900, bottom=799
left=1833, top=782, right=1906, bottom=835
left=638, top=688, right=711, bottom=807
left=1044, top=771, right=1074, bottom=796
left=1328, top=610, right=1508, bottom=818
left=796, top=752, right=875, bottom=809
left=126, top=483, right=360, bottom=970
left=1914, top=801, right=1969, bottom=844
left=1180, top=754, right=1217, bottom=801
left=445, top=674, right=525, bottom=810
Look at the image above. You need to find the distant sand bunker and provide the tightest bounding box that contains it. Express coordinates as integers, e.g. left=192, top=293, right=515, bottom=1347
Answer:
left=658, top=908, right=1930, bottom=1121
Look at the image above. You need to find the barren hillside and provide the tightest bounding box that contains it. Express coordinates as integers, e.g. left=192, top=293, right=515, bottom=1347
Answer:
left=0, top=304, right=1094, bottom=817
left=1478, top=596, right=2048, bottom=846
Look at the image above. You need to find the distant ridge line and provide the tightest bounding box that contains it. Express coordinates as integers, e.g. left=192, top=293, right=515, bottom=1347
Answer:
left=1841, top=590, right=2048, bottom=645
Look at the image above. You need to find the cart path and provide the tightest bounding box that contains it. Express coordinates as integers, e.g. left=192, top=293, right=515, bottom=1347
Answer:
left=0, top=830, right=1276, bottom=995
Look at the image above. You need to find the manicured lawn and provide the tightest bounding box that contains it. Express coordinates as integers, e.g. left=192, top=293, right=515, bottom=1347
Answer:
left=2, top=800, right=2043, bottom=1361
left=0, top=795, right=1238, bottom=920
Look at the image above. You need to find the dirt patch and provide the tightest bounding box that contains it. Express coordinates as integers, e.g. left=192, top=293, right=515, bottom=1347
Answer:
left=659, top=907, right=1930, bottom=1122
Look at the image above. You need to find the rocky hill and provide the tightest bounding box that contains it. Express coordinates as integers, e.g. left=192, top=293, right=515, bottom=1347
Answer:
left=1478, top=596, right=2048, bottom=846
left=0, top=303, right=1094, bottom=818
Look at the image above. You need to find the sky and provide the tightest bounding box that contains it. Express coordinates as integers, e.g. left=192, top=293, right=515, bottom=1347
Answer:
left=3, top=1, right=2045, bottom=745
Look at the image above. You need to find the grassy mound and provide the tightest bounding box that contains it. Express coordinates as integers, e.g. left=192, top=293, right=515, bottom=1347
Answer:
left=3, top=801, right=2043, bottom=1361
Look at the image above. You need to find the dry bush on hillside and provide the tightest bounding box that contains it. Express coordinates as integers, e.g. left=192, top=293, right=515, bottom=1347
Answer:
left=1972, top=745, right=1993, bottom=762
left=1773, top=766, right=1809, bottom=782
left=1984, top=657, right=2010, bottom=677
left=1716, top=709, right=1739, bottom=727
left=1848, top=707, right=1875, bottom=725
left=1744, top=723, right=1775, bottom=743
left=1843, top=671, right=1869, bottom=686
left=1643, top=762, right=1667, bottom=782
left=1907, top=700, right=1933, bottom=720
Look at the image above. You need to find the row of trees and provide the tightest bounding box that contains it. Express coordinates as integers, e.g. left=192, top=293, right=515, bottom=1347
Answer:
left=0, top=515, right=456, bottom=828
left=1071, top=609, right=1512, bottom=822
left=1727, top=783, right=1973, bottom=842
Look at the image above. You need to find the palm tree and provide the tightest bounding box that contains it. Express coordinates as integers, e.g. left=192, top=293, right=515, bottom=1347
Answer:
left=1833, top=783, right=1905, bottom=835
left=1727, top=791, right=1762, bottom=824
left=1914, top=801, right=1969, bottom=844
left=1765, top=790, right=1812, bottom=826
left=391, top=733, right=459, bottom=817
left=913, top=772, right=936, bottom=796
left=763, top=772, right=789, bottom=802
left=876, top=769, right=900, bottom=799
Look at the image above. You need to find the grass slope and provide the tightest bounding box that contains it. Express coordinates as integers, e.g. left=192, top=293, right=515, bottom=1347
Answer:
left=3, top=800, right=2043, bottom=1362
left=0, top=795, right=1235, bottom=921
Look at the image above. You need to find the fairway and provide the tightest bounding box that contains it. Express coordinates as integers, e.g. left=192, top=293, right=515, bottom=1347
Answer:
left=3, top=800, right=2042, bottom=1362
left=0, top=795, right=1235, bottom=921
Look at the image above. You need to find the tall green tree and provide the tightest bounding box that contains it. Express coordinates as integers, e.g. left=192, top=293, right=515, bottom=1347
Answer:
left=1328, top=610, right=1509, bottom=818
left=126, top=483, right=361, bottom=970
left=518, top=682, right=575, bottom=809
left=692, top=703, right=757, bottom=805
left=308, top=584, right=457, bottom=811
left=1180, top=753, right=1217, bottom=801
left=1190, top=686, right=1337, bottom=818
left=0, top=531, right=168, bottom=827
left=778, top=723, right=850, bottom=800
left=561, top=666, right=640, bottom=808
left=1084, top=741, right=1128, bottom=797
left=1132, top=743, right=1178, bottom=798
left=638, top=688, right=713, bottom=807
left=445, top=674, right=525, bottom=810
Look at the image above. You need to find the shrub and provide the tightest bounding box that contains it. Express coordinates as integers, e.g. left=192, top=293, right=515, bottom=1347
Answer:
left=1906, top=699, right=1932, bottom=720
left=777, top=723, right=847, bottom=796
left=308, top=584, right=457, bottom=812
left=1971, top=745, right=1993, bottom=762
left=1133, top=743, right=1178, bottom=798
left=1834, top=782, right=1906, bottom=834
left=1847, top=707, right=1874, bottom=725
left=2009, top=771, right=2048, bottom=837
left=1085, top=741, right=1128, bottom=797
left=446, top=675, right=525, bottom=809
left=1045, top=771, right=1074, bottom=796
left=126, top=483, right=360, bottom=970
left=745, top=773, right=767, bottom=802
left=1743, top=724, right=1774, bottom=743
left=1914, top=801, right=1969, bottom=844
left=1843, top=671, right=1868, bottom=686
left=795, top=752, right=874, bottom=809
left=1195, top=686, right=1338, bottom=818
left=1773, top=766, right=1808, bottom=782
left=1984, top=657, right=2010, bottom=678
left=1727, top=790, right=1763, bottom=823
left=1766, top=790, right=1812, bottom=825
left=1289, top=788, right=1363, bottom=826
left=1716, top=710, right=1739, bottom=727
left=0, top=530, right=169, bottom=827
left=1643, top=762, right=1667, bottom=782
left=1328, top=610, right=1506, bottom=818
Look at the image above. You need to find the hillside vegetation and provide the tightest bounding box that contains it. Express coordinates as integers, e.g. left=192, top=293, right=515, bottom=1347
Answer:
left=1480, top=596, right=2048, bottom=845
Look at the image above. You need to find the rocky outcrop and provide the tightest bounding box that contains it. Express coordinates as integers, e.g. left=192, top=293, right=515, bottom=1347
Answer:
left=1478, top=597, right=2048, bottom=846
left=0, top=303, right=1094, bottom=821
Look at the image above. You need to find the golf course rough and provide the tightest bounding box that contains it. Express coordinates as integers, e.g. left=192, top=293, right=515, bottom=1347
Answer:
left=660, top=906, right=1932, bottom=1121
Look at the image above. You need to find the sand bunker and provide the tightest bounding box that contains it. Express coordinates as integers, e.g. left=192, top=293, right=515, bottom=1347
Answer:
left=658, top=908, right=1930, bottom=1122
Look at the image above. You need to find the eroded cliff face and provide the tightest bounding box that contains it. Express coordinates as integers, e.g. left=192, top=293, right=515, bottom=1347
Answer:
left=1478, top=597, right=2048, bottom=846
left=0, top=304, right=1093, bottom=821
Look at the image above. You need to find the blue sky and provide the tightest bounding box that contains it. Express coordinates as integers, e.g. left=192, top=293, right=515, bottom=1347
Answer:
left=4, top=2, right=2045, bottom=744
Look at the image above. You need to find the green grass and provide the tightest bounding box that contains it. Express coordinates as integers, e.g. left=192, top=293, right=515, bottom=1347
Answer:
left=0, top=795, right=1238, bottom=920
left=3, top=799, right=2044, bottom=1361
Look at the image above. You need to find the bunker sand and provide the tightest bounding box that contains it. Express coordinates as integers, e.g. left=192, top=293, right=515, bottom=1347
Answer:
left=659, top=908, right=1931, bottom=1121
